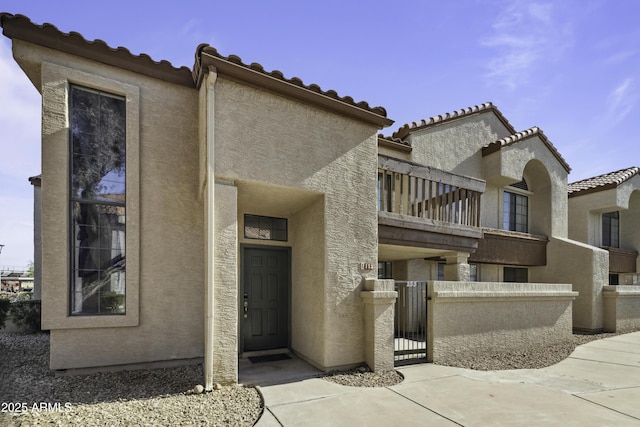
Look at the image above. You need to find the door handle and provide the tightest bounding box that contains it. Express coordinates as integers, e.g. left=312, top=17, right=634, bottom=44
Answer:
left=243, top=300, right=248, bottom=318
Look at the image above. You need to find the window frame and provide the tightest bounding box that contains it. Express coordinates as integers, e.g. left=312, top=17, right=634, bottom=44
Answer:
left=244, top=214, right=288, bottom=242
left=602, top=211, right=619, bottom=248
left=68, top=84, right=127, bottom=316
left=503, top=188, right=530, bottom=233
left=503, top=266, right=528, bottom=283
left=40, top=62, right=140, bottom=329
left=377, top=261, right=392, bottom=279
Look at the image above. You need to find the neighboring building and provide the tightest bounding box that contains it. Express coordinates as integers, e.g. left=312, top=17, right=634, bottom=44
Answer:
left=377, top=103, right=604, bottom=341
left=378, top=104, right=573, bottom=284
left=568, top=168, right=640, bottom=332
left=568, top=167, right=640, bottom=284
left=1, top=13, right=637, bottom=384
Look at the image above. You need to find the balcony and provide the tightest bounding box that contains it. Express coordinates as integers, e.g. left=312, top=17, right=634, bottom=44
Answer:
left=605, top=247, right=638, bottom=273
left=378, top=155, right=485, bottom=255
left=469, top=228, right=548, bottom=266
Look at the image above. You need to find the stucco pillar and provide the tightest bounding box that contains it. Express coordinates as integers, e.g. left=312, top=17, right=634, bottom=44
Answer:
left=213, top=181, right=238, bottom=384
left=361, top=279, right=397, bottom=372
left=444, top=252, right=470, bottom=281
left=29, top=176, right=42, bottom=300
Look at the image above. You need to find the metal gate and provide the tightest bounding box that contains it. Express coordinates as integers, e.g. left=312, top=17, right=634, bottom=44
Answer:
left=394, top=281, right=427, bottom=364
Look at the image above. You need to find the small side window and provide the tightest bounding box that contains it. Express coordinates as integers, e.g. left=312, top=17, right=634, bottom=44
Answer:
left=504, top=267, right=528, bottom=283
left=244, top=215, right=288, bottom=241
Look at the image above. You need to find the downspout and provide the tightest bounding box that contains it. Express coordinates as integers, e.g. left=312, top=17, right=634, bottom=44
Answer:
left=204, top=66, right=217, bottom=391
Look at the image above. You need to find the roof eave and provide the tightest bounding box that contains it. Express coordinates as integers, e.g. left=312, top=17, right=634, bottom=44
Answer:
left=392, top=103, right=517, bottom=140
left=378, top=136, right=412, bottom=153
left=568, top=183, right=617, bottom=198
left=197, top=48, right=393, bottom=129
left=1, top=13, right=194, bottom=87
left=482, top=130, right=572, bottom=174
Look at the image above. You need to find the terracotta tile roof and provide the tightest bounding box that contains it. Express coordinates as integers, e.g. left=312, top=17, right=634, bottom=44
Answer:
left=194, top=45, right=392, bottom=126
left=1, top=13, right=392, bottom=127
left=482, top=126, right=571, bottom=173
left=568, top=167, right=640, bottom=197
left=391, top=102, right=517, bottom=140
left=377, top=134, right=411, bottom=152
left=0, top=13, right=194, bottom=86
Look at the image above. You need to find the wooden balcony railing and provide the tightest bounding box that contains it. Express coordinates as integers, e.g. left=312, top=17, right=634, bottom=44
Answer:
left=378, top=155, right=485, bottom=227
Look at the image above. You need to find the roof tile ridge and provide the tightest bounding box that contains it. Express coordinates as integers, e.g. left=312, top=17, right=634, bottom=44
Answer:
left=569, top=166, right=640, bottom=188
left=392, top=102, right=517, bottom=139
left=198, top=44, right=387, bottom=117
left=483, top=125, right=571, bottom=173
left=492, top=126, right=542, bottom=146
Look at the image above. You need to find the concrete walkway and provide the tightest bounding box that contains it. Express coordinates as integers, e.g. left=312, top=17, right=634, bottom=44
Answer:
left=252, top=332, right=640, bottom=426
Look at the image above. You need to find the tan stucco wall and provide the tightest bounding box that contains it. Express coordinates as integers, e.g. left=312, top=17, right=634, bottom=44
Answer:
left=361, top=279, right=397, bottom=372
left=406, top=113, right=512, bottom=177
left=533, top=237, right=608, bottom=331
left=392, top=259, right=438, bottom=281
left=569, top=178, right=640, bottom=250
left=568, top=177, right=640, bottom=275
left=619, top=188, right=640, bottom=266
left=290, top=197, right=326, bottom=362
left=213, top=182, right=238, bottom=383
left=402, top=113, right=568, bottom=239
left=378, top=145, right=410, bottom=161
left=14, top=41, right=204, bottom=370
left=427, top=281, right=576, bottom=361
left=603, top=285, right=640, bottom=332
left=32, top=181, right=42, bottom=300
left=212, top=78, right=380, bottom=370
left=484, top=138, right=569, bottom=238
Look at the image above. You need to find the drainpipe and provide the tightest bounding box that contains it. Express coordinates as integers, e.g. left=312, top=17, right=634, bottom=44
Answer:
left=204, top=66, right=217, bottom=391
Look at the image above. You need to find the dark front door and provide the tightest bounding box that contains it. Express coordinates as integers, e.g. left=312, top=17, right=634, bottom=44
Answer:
left=242, top=246, right=290, bottom=352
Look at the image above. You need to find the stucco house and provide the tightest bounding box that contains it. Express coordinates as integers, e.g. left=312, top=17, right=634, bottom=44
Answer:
left=376, top=104, right=595, bottom=359
left=568, top=167, right=640, bottom=331
left=1, top=13, right=395, bottom=387
left=2, top=13, right=638, bottom=385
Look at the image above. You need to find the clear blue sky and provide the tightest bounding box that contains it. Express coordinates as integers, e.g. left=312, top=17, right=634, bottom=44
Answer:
left=1, top=0, right=639, bottom=267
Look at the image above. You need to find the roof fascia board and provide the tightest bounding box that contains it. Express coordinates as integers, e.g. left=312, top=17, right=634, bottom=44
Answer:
left=1, top=14, right=194, bottom=87
left=199, top=51, right=393, bottom=128
left=378, top=137, right=412, bottom=153
left=568, top=183, right=617, bottom=198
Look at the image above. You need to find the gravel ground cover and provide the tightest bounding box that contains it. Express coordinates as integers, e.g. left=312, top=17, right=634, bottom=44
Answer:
left=0, top=331, right=623, bottom=426
left=435, top=332, right=621, bottom=370
left=321, top=366, right=404, bottom=387
left=0, top=333, right=261, bottom=426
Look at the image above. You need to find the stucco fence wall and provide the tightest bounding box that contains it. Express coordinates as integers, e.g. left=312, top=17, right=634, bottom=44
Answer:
left=603, top=285, right=640, bottom=333
left=427, top=281, right=578, bottom=362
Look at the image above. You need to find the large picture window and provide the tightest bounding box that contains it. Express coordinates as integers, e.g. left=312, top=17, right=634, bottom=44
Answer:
left=70, top=85, right=126, bottom=315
